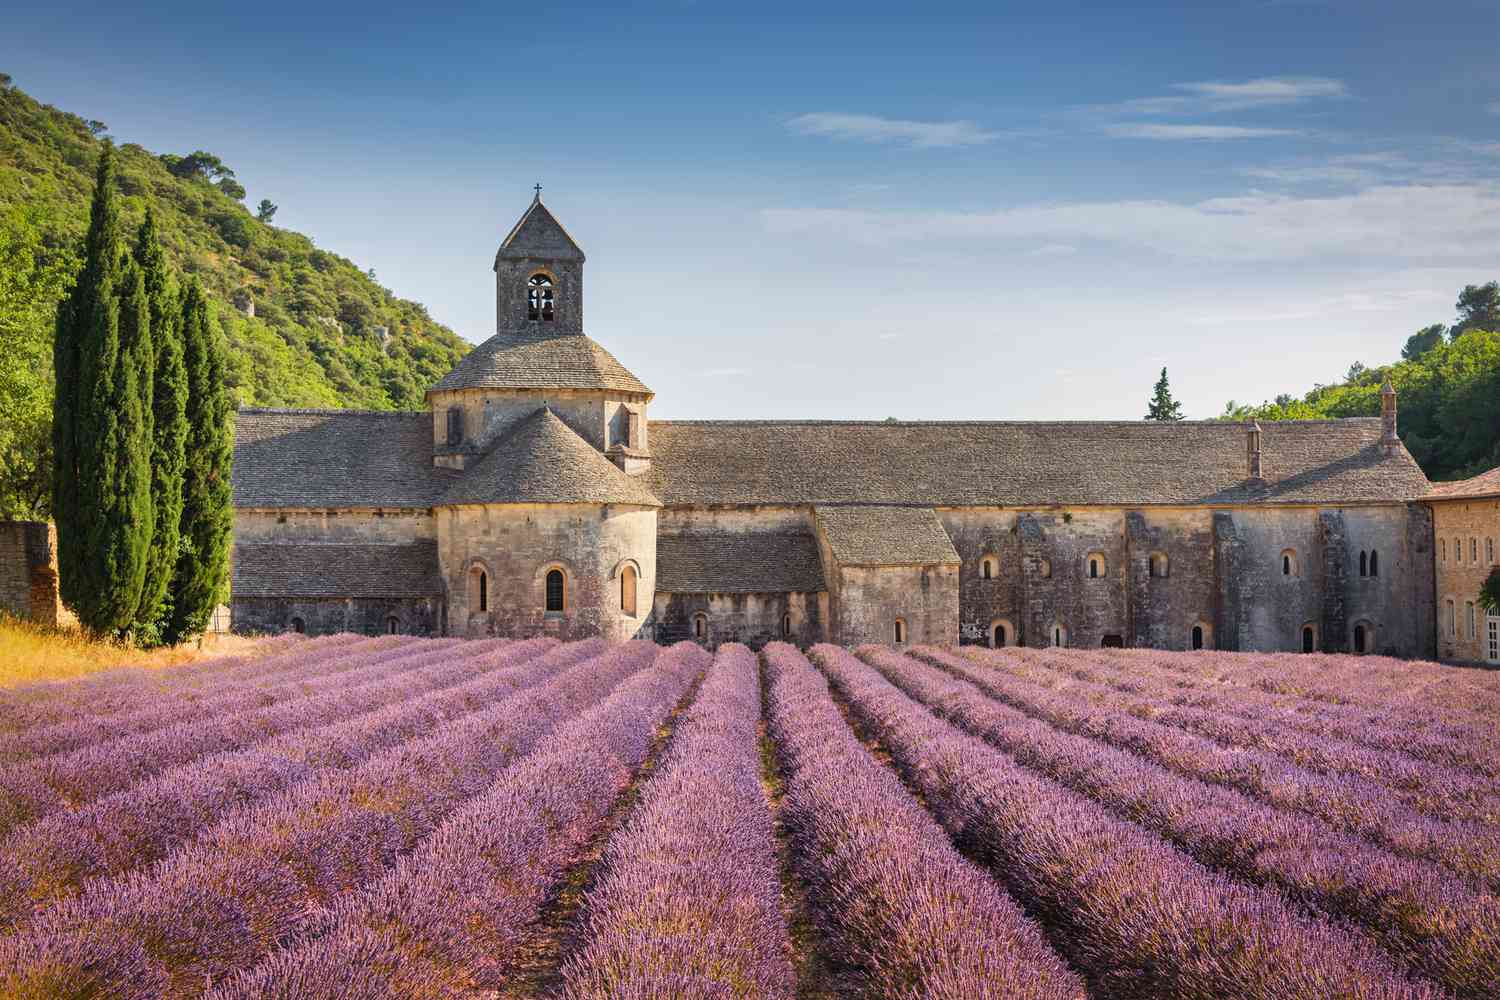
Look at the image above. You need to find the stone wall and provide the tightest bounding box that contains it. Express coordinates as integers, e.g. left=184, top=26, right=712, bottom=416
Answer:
left=429, top=387, right=649, bottom=468
left=1432, top=497, right=1500, bottom=663
left=650, top=590, right=827, bottom=649
left=833, top=563, right=960, bottom=647
left=0, top=521, right=69, bottom=626
left=438, top=502, right=656, bottom=641
left=940, top=504, right=1429, bottom=656
left=232, top=596, right=442, bottom=636
left=235, top=508, right=435, bottom=544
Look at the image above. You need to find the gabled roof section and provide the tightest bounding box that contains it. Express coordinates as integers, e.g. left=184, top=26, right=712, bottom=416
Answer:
left=1427, top=465, right=1500, bottom=500
left=428, top=331, right=651, bottom=396
left=233, top=409, right=454, bottom=509
left=442, top=407, right=660, bottom=507
left=815, top=506, right=960, bottom=567
left=645, top=418, right=1431, bottom=507
left=656, top=531, right=825, bottom=594
left=496, top=196, right=584, bottom=263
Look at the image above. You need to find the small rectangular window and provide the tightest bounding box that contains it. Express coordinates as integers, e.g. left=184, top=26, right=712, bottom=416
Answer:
left=1468, top=602, right=1477, bottom=640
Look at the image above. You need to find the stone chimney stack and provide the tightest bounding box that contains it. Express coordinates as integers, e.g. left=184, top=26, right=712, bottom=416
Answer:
left=1247, top=421, right=1264, bottom=481
left=1380, top=381, right=1400, bottom=453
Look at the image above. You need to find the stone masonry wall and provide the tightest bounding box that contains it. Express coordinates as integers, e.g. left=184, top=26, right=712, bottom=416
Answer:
left=834, top=563, right=959, bottom=647
left=0, top=521, right=69, bottom=626
left=649, top=590, right=827, bottom=649
left=1432, top=497, right=1500, bottom=663
left=429, top=387, right=649, bottom=467
left=438, top=502, right=656, bottom=642
left=235, top=508, right=436, bottom=544
left=232, top=596, right=443, bottom=636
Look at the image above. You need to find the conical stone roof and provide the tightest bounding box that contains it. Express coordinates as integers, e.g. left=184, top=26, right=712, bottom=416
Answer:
left=442, top=407, right=660, bottom=507
left=429, top=331, right=651, bottom=396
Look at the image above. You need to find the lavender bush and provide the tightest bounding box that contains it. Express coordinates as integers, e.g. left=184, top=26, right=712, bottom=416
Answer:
left=204, top=641, right=711, bottom=1000
left=0, top=641, right=661, bottom=998
left=561, top=643, right=797, bottom=1000
left=811, top=643, right=1446, bottom=1000
left=763, top=642, right=1086, bottom=1000
left=868, top=646, right=1499, bottom=999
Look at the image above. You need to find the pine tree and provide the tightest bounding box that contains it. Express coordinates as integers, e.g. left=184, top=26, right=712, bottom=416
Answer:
left=166, top=281, right=234, bottom=644
left=133, top=209, right=188, bottom=639
left=53, top=142, right=121, bottom=615
left=1145, top=367, right=1184, bottom=422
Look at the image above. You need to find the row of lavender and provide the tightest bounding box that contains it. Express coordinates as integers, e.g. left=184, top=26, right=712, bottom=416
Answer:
left=0, top=640, right=666, bottom=997
left=940, top=646, right=1500, bottom=886
left=869, top=647, right=1499, bottom=999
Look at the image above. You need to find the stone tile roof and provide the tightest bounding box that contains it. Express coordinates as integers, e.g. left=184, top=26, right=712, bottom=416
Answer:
left=814, top=506, right=960, bottom=566
left=443, top=407, right=661, bottom=507
left=646, top=419, right=1432, bottom=507
left=1427, top=465, right=1500, bottom=500
left=233, top=410, right=455, bottom=509
left=232, top=541, right=444, bottom=598
left=427, top=331, right=651, bottom=396
left=656, top=531, right=825, bottom=593
left=496, top=197, right=585, bottom=262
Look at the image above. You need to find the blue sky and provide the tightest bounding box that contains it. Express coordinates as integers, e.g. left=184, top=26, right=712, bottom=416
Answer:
left=7, top=0, right=1500, bottom=420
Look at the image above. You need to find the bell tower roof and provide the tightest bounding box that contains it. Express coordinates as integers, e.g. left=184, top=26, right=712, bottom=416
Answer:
left=496, top=192, right=585, bottom=266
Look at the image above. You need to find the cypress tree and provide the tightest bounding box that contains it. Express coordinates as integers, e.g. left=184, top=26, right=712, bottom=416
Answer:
left=83, top=257, right=154, bottom=633
left=133, top=209, right=188, bottom=636
left=1145, top=367, right=1185, bottom=422
left=53, top=142, right=122, bottom=615
left=166, top=281, right=234, bottom=644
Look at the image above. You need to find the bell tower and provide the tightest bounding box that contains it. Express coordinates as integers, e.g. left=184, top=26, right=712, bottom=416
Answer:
left=494, top=188, right=585, bottom=336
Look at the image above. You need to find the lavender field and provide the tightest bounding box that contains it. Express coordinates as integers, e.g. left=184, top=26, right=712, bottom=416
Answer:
left=0, top=635, right=1497, bottom=999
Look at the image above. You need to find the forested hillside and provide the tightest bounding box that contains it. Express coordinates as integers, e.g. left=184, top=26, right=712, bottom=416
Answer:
left=1220, top=286, right=1500, bottom=483
left=0, top=74, right=470, bottom=519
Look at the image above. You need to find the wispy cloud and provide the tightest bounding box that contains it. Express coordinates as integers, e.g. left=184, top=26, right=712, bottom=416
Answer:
left=760, top=183, right=1500, bottom=262
left=1105, top=123, right=1302, bottom=140
left=1106, top=76, right=1347, bottom=116
left=1239, top=164, right=1376, bottom=185
left=787, top=112, right=1000, bottom=148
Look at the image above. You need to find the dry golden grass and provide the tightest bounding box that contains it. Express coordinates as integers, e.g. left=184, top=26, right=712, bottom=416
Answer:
left=0, top=615, right=268, bottom=688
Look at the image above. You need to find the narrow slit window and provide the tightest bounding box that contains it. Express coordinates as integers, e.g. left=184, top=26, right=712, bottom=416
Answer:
left=782, top=613, right=792, bottom=638
left=894, top=618, right=907, bottom=644
left=1359, top=551, right=1368, bottom=577
left=620, top=565, right=637, bottom=617
left=1369, top=550, right=1378, bottom=577
left=1191, top=625, right=1204, bottom=650
left=545, top=569, right=565, bottom=612
left=479, top=571, right=488, bottom=612
left=693, top=612, right=707, bottom=641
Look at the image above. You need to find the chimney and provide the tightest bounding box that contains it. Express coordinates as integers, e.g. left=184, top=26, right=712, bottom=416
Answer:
left=1380, top=381, right=1400, bottom=453
left=1247, top=421, right=1264, bottom=481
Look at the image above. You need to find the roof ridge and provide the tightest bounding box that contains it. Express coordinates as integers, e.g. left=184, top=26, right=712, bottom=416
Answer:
left=646, top=417, right=1382, bottom=428
left=237, top=407, right=428, bottom=418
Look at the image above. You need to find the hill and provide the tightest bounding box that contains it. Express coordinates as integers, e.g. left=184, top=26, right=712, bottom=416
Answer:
left=0, top=73, right=470, bottom=519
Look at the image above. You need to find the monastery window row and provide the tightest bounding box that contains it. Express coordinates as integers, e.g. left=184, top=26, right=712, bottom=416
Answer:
left=464, top=565, right=572, bottom=617
left=1442, top=537, right=1498, bottom=565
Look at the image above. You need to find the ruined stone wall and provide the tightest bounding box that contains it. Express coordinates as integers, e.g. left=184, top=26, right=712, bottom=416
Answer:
left=232, top=596, right=443, bottom=636
left=438, top=502, right=656, bottom=641
left=234, top=508, right=436, bottom=544
left=1432, top=497, right=1499, bottom=663
left=649, top=590, right=826, bottom=649
left=0, top=521, right=68, bottom=626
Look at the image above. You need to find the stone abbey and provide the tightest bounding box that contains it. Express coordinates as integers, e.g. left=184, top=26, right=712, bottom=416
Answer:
left=229, top=194, right=1466, bottom=656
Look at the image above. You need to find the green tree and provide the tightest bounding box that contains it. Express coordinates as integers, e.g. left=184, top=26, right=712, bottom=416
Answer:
left=133, top=209, right=189, bottom=639
left=255, top=199, right=277, bottom=223
left=166, top=281, right=234, bottom=644
left=164, top=150, right=236, bottom=185
left=1480, top=567, right=1500, bottom=615
left=53, top=143, right=123, bottom=622
left=1401, top=324, right=1447, bottom=360
left=1145, top=367, right=1184, bottom=421
left=1454, top=282, right=1500, bottom=336
left=216, top=177, right=246, bottom=201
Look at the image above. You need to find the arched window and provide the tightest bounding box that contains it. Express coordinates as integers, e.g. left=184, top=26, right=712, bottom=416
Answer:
left=1455, top=537, right=1463, bottom=563
left=1301, top=623, right=1316, bottom=653
left=545, top=569, right=566, bottom=613
left=693, top=612, right=708, bottom=641
left=980, top=555, right=997, bottom=580
left=894, top=618, right=908, bottom=644
left=1191, top=624, right=1204, bottom=650
left=1087, top=553, right=1105, bottom=579
left=290, top=617, right=305, bottom=634
left=620, top=565, right=637, bottom=617
left=1369, top=550, right=1378, bottom=577
left=1353, top=623, right=1367, bottom=654
left=1446, top=598, right=1457, bottom=638
left=1149, top=552, right=1169, bottom=579
left=386, top=615, right=400, bottom=635
left=1359, top=551, right=1368, bottom=577
left=1352, top=621, right=1374, bottom=655
left=782, top=613, right=792, bottom=638
left=527, top=273, right=555, bottom=322
left=1281, top=549, right=1298, bottom=577
left=993, top=622, right=1008, bottom=648
left=469, top=566, right=488, bottom=613
left=1472, top=538, right=1480, bottom=562
left=1051, top=624, right=1067, bottom=648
